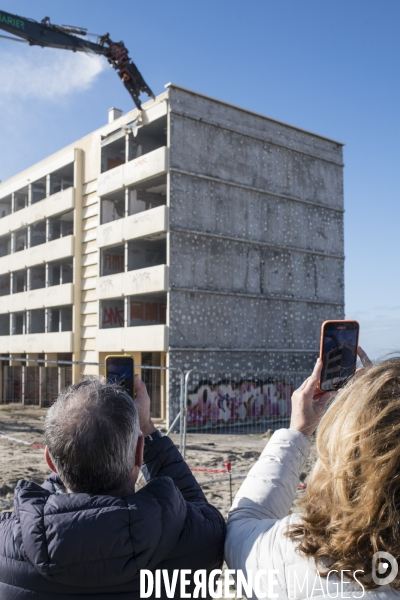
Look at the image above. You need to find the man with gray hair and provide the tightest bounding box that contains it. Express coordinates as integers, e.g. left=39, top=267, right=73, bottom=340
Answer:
left=0, top=376, right=226, bottom=599
left=44, top=377, right=142, bottom=496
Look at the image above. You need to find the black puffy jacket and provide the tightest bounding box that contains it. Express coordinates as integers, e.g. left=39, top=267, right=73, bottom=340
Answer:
left=0, top=436, right=226, bottom=599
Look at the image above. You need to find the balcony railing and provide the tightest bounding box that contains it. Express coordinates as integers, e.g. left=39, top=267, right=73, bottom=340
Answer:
left=0, top=187, right=75, bottom=237
left=97, top=205, right=168, bottom=248
left=0, top=235, right=74, bottom=273
left=97, top=147, right=168, bottom=197
left=96, top=325, right=168, bottom=353
left=97, top=265, right=168, bottom=300
left=0, top=283, right=74, bottom=314
left=0, top=331, right=73, bottom=353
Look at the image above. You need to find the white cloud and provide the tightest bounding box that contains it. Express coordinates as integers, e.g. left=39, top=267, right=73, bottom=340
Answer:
left=0, top=45, right=106, bottom=104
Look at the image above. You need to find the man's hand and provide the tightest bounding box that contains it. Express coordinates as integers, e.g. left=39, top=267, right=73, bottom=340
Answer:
left=289, top=358, right=334, bottom=437
left=134, top=375, right=156, bottom=437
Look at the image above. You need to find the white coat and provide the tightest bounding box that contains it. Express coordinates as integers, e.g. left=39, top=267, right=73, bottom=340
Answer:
left=225, top=429, right=397, bottom=600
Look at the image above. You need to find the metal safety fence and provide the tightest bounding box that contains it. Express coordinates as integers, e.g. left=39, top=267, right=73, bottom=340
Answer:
left=182, top=369, right=308, bottom=451
left=175, top=368, right=310, bottom=503
left=0, top=357, right=309, bottom=434
left=0, top=356, right=311, bottom=509
left=0, top=356, right=184, bottom=436
left=1, top=357, right=72, bottom=407
left=175, top=368, right=311, bottom=508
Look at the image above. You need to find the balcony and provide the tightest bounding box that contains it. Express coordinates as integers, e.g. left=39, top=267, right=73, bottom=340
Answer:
left=97, top=205, right=168, bottom=248
left=0, top=331, right=74, bottom=353
left=0, top=187, right=75, bottom=237
left=0, top=283, right=74, bottom=313
left=97, top=147, right=168, bottom=197
left=97, top=265, right=168, bottom=300
left=0, top=235, right=74, bottom=273
left=96, top=325, right=168, bottom=353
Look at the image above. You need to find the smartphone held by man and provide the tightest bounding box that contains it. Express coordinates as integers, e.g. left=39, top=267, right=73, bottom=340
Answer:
left=105, top=354, right=134, bottom=398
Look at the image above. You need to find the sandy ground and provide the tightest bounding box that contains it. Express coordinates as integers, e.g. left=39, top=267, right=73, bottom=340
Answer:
left=0, top=404, right=48, bottom=509
left=0, top=403, right=317, bottom=516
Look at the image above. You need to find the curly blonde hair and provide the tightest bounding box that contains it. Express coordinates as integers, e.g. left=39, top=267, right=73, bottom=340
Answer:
left=286, top=358, right=400, bottom=589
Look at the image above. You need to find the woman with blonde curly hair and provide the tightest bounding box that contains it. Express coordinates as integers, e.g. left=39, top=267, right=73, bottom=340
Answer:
left=225, top=350, right=400, bottom=599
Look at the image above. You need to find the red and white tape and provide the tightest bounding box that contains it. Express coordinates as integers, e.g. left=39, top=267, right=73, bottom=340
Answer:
left=0, top=433, right=307, bottom=490
left=191, top=465, right=307, bottom=489
left=0, top=432, right=45, bottom=449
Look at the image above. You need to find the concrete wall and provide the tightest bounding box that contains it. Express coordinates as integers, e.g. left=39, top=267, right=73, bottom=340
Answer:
left=167, top=85, right=344, bottom=420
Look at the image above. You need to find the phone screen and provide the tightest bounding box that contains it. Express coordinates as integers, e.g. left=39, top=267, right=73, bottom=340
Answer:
left=105, top=356, right=134, bottom=398
left=320, top=322, right=359, bottom=391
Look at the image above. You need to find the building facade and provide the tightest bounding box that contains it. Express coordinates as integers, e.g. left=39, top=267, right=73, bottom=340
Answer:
left=0, top=85, right=345, bottom=423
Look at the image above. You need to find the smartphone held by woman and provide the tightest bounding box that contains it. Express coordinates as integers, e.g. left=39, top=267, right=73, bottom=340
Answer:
left=318, top=320, right=360, bottom=391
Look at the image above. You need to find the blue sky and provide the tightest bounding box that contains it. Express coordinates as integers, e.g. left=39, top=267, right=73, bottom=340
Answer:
left=0, top=0, right=399, bottom=360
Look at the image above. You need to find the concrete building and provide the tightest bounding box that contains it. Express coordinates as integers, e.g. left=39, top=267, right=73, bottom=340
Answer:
left=0, top=84, right=344, bottom=423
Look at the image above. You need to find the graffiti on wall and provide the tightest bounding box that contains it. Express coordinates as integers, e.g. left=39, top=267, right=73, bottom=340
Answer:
left=103, top=253, right=124, bottom=273
left=187, top=379, right=297, bottom=428
left=102, top=305, right=124, bottom=327
left=101, top=300, right=166, bottom=328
